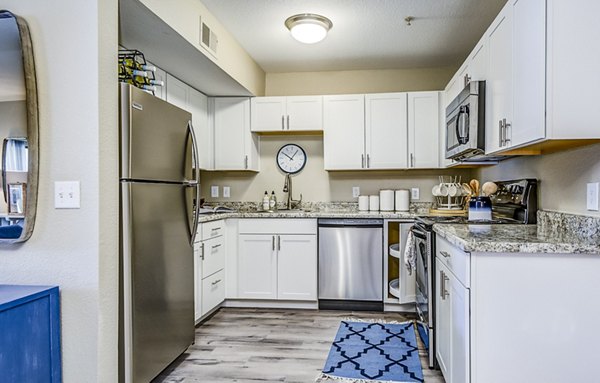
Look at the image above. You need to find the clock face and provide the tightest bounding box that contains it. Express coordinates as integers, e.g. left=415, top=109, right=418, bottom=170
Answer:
left=276, top=144, right=307, bottom=174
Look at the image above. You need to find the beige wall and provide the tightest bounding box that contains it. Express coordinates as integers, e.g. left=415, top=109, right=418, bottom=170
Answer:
left=141, top=0, right=265, bottom=96
left=265, top=67, right=456, bottom=96
left=0, top=1, right=119, bottom=382
left=476, top=142, right=600, bottom=216
left=201, top=135, right=472, bottom=204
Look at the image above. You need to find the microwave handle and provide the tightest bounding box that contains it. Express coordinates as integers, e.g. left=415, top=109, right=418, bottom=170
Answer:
left=455, top=107, right=468, bottom=144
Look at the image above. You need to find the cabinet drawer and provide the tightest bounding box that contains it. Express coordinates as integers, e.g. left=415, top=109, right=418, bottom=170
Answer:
left=199, top=219, right=225, bottom=241
left=436, top=236, right=470, bottom=287
left=202, top=269, right=225, bottom=316
left=201, top=236, right=225, bottom=278
left=238, top=219, right=317, bottom=234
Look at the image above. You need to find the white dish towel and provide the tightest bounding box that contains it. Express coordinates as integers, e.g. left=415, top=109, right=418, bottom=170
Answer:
left=404, top=230, right=416, bottom=275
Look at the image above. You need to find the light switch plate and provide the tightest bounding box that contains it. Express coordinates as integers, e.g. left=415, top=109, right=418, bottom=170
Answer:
left=352, top=186, right=360, bottom=198
left=411, top=187, right=420, bottom=200
left=55, top=181, right=80, bottom=209
left=587, top=182, right=599, bottom=211
left=223, top=186, right=231, bottom=198
left=211, top=185, right=219, bottom=198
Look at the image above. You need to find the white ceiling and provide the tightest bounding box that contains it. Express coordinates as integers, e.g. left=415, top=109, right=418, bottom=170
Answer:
left=201, top=0, right=506, bottom=73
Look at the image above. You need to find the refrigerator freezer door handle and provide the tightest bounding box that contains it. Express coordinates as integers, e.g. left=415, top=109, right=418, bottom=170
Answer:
left=187, top=121, right=201, bottom=245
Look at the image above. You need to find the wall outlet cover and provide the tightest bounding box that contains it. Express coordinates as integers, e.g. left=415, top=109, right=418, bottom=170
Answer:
left=352, top=186, right=360, bottom=198
left=211, top=185, right=219, bottom=198
left=223, top=186, right=231, bottom=198
left=411, top=187, right=420, bottom=200
left=587, top=182, right=599, bottom=211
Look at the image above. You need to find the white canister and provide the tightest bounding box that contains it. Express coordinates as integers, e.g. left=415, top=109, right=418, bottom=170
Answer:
left=395, top=189, right=410, bottom=212
left=369, top=195, right=380, bottom=211
left=379, top=190, right=395, bottom=211
left=358, top=195, right=369, bottom=211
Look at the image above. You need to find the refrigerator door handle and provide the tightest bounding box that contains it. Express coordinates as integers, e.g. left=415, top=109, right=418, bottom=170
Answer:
left=186, top=120, right=201, bottom=245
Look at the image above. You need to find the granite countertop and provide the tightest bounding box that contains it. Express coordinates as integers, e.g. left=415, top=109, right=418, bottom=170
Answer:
left=433, top=223, right=600, bottom=254
left=197, top=209, right=419, bottom=223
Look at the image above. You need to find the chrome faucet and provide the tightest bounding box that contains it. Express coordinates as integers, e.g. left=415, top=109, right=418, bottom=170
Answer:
left=283, top=173, right=302, bottom=210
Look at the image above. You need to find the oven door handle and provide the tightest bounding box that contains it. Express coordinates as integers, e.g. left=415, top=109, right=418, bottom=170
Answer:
left=411, top=228, right=427, bottom=240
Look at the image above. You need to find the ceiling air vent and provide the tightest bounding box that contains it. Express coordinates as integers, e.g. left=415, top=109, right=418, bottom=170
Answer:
left=199, top=16, right=218, bottom=57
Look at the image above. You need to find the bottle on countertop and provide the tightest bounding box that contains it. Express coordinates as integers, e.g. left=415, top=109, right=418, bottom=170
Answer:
left=269, top=191, right=277, bottom=211
left=262, top=191, right=270, bottom=211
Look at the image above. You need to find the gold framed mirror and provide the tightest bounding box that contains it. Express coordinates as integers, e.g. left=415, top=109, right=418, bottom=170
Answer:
left=0, top=10, right=39, bottom=243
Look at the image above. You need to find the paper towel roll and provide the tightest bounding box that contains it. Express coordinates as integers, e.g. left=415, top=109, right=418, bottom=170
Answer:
left=380, top=190, right=395, bottom=211
left=395, top=190, right=410, bottom=212
left=358, top=195, right=369, bottom=211
left=369, top=195, right=380, bottom=211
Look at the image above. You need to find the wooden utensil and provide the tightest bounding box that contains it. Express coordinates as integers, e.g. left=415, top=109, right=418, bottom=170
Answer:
left=469, top=179, right=480, bottom=196
left=482, top=182, right=498, bottom=197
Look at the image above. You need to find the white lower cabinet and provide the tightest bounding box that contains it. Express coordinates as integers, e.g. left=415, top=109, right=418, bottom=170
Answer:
left=237, top=219, right=317, bottom=301
left=194, top=219, right=226, bottom=321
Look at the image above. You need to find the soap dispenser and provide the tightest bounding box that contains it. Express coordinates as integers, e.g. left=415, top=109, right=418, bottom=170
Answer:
left=262, top=191, right=270, bottom=211
left=269, top=191, right=277, bottom=211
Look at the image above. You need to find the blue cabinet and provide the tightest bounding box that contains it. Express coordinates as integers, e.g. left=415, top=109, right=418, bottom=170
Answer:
left=0, top=285, right=61, bottom=382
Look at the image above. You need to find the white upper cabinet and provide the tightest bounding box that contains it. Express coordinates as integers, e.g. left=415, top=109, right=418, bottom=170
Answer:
left=251, top=96, right=323, bottom=132
left=365, top=93, right=408, bottom=169
left=408, top=92, right=440, bottom=169
left=165, top=74, right=212, bottom=169
left=212, top=97, right=259, bottom=171
left=323, top=94, right=366, bottom=170
left=485, top=6, right=513, bottom=154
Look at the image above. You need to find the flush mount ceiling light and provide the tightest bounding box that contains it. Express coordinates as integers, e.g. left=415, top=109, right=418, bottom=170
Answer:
left=285, top=13, right=333, bottom=44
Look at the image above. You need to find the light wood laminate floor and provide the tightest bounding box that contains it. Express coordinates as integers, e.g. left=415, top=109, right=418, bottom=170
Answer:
left=155, top=308, right=445, bottom=383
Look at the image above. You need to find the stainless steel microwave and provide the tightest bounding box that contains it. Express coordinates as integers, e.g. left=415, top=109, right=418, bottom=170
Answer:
left=445, top=81, right=486, bottom=160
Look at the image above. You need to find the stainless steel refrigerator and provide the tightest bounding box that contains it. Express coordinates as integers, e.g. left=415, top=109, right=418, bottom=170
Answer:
left=119, top=83, right=200, bottom=383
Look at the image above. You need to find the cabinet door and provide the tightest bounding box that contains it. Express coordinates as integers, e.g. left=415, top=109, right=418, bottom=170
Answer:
left=201, top=235, right=225, bottom=279
left=435, top=259, right=451, bottom=380
left=286, top=96, right=323, bottom=131
left=408, top=92, right=439, bottom=169
left=469, top=41, right=488, bottom=82
left=365, top=93, right=408, bottom=169
left=214, top=97, right=255, bottom=170
left=238, top=234, right=277, bottom=299
left=194, top=244, right=202, bottom=321
left=201, top=269, right=225, bottom=316
left=323, top=95, right=365, bottom=170
left=188, top=87, right=212, bottom=170
left=450, top=272, right=470, bottom=383
left=277, top=235, right=317, bottom=300
left=251, top=97, right=286, bottom=132
left=511, top=0, right=546, bottom=147
left=165, top=74, right=189, bottom=111
left=486, top=6, right=513, bottom=154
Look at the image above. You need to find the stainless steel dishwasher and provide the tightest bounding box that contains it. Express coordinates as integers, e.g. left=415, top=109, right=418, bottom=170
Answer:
left=318, top=218, right=383, bottom=311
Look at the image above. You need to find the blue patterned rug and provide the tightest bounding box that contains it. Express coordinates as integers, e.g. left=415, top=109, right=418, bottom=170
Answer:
left=317, top=321, right=424, bottom=383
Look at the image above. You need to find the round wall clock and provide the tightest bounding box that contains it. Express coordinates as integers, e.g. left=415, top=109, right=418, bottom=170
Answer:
left=276, top=143, right=307, bottom=174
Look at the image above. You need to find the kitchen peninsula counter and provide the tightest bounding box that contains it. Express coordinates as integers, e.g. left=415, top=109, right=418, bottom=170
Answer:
left=433, top=223, right=600, bottom=254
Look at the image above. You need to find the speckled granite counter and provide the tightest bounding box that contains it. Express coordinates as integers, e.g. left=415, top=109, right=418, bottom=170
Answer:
left=197, top=209, right=419, bottom=223
left=433, top=223, right=600, bottom=254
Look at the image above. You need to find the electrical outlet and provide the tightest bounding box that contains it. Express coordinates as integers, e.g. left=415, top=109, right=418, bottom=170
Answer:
left=587, top=182, right=599, bottom=211
left=411, top=187, right=420, bottom=200
left=352, top=186, right=360, bottom=198
left=211, top=185, right=219, bottom=198
left=55, top=181, right=81, bottom=209
left=223, top=186, right=231, bottom=198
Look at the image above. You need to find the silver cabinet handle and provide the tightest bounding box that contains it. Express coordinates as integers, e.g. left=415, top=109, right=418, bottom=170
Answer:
left=361, top=154, right=365, bottom=168
left=503, top=118, right=511, bottom=145
left=366, top=154, right=370, bottom=168
left=440, top=251, right=451, bottom=258
left=443, top=273, right=449, bottom=299
left=281, top=115, right=285, bottom=130
left=211, top=279, right=222, bottom=286
left=410, top=153, right=414, bottom=168
left=286, top=115, right=290, bottom=130
left=211, top=243, right=222, bottom=249
left=277, top=235, right=281, bottom=251
left=244, top=155, right=248, bottom=169
left=272, top=235, right=275, bottom=251
left=200, top=242, right=205, bottom=261
left=440, top=270, right=445, bottom=299
left=499, top=120, right=504, bottom=147
left=464, top=73, right=471, bottom=87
